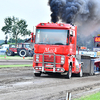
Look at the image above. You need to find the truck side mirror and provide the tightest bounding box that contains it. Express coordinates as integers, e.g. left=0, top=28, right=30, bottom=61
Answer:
left=70, top=31, right=73, bottom=37
left=31, top=32, right=35, bottom=43
left=33, top=34, right=35, bottom=43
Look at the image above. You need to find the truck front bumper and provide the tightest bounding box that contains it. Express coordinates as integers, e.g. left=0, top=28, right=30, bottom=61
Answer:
left=33, top=66, right=65, bottom=73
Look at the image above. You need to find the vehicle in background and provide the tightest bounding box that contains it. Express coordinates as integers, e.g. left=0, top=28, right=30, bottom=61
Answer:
left=6, top=43, right=34, bottom=57
left=93, top=34, right=100, bottom=57
left=0, top=44, right=9, bottom=55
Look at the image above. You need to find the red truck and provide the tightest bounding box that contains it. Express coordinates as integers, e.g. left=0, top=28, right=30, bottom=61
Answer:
left=31, top=23, right=83, bottom=78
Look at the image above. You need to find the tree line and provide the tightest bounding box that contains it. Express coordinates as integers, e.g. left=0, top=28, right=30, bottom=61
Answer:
left=1, top=16, right=31, bottom=45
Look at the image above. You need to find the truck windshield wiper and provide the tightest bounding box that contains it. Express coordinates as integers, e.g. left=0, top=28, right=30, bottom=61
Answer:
left=54, top=43, right=64, bottom=45
left=38, top=42, right=50, bottom=44
left=38, top=42, right=46, bottom=44
left=37, top=42, right=64, bottom=45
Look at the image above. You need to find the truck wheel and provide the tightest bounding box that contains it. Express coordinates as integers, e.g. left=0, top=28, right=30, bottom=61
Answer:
left=19, top=49, right=28, bottom=57
left=6, top=50, right=14, bottom=56
left=34, top=73, right=41, bottom=77
left=66, top=65, right=72, bottom=79
left=77, top=67, right=83, bottom=77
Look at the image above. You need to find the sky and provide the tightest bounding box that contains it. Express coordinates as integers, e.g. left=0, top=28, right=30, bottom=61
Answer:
left=0, top=0, right=51, bottom=40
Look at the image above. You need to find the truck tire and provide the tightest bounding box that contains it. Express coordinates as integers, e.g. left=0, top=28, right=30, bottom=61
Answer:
left=34, top=73, right=41, bottom=77
left=66, top=65, right=72, bottom=79
left=6, top=50, right=14, bottom=56
left=77, top=67, right=83, bottom=77
left=19, top=49, right=28, bottom=57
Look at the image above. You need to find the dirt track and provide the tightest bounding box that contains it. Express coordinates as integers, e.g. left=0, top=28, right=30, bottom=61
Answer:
left=0, top=66, right=100, bottom=100
left=0, top=59, right=33, bottom=65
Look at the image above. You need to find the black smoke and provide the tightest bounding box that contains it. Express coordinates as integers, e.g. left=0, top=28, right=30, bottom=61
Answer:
left=48, top=0, right=65, bottom=23
left=48, top=0, right=100, bottom=49
left=48, top=0, right=100, bottom=36
left=49, top=0, right=97, bottom=24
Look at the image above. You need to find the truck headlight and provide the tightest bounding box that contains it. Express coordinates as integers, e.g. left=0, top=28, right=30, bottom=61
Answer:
left=36, top=54, right=39, bottom=62
left=61, top=56, right=65, bottom=64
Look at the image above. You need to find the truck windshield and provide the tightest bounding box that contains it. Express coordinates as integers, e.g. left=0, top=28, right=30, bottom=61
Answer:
left=35, top=29, right=69, bottom=45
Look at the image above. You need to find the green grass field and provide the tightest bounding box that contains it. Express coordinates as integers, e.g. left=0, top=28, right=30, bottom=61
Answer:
left=0, top=64, right=32, bottom=68
left=0, top=55, right=33, bottom=67
left=74, top=91, right=100, bottom=100
left=0, top=55, right=6, bottom=57
left=0, top=55, right=33, bottom=60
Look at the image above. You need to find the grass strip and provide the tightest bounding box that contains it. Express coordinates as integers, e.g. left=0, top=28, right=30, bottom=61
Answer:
left=0, top=55, right=33, bottom=60
left=0, top=55, right=6, bottom=57
left=74, top=91, right=100, bottom=100
left=0, top=64, right=32, bottom=68
left=0, top=55, right=19, bottom=57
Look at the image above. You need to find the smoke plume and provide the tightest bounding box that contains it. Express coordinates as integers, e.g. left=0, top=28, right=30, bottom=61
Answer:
left=48, top=0, right=100, bottom=35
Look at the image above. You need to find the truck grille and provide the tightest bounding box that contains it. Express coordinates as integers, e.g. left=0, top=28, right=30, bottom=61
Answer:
left=44, top=55, right=54, bottom=62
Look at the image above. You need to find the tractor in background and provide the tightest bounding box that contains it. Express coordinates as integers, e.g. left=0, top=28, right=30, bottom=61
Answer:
left=6, top=43, right=34, bottom=57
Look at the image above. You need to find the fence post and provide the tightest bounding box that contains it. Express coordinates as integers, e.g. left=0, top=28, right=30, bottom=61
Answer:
left=66, top=92, right=71, bottom=100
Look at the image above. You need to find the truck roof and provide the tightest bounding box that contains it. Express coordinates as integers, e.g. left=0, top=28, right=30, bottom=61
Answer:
left=36, top=23, right=76, bottom=30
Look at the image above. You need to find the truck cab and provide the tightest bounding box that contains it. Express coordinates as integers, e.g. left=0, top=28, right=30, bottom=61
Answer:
left=32, top=23, right=82, bottom=78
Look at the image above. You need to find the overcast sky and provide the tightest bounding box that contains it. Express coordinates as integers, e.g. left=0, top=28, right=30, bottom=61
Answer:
left=0, top=0, right=51, bottom=40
